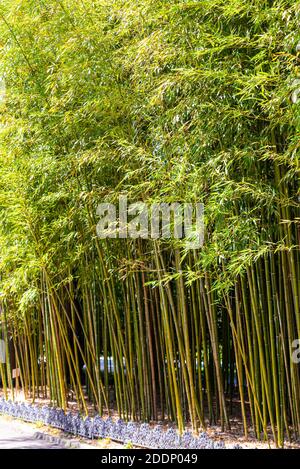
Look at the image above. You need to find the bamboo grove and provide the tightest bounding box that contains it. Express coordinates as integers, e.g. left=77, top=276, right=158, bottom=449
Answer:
left=0, top=0, right=299, bottom=447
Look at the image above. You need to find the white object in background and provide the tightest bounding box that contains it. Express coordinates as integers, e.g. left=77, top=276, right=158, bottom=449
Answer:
left=0, top=339, right=5, bottom=364
left=0, top=77, right=5, bottom=103
left=291, top=79, right=300, bottom=104
left=12, top=368, right=20, bottom=379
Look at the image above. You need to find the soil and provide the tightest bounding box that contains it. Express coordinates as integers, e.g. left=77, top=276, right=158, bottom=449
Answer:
left=1, top=389, right=300, bottom=449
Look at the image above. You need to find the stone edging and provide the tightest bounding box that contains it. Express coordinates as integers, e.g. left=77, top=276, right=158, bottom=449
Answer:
left=0, top=399, right=231, bottom=449
left=34, top=431, right=82, bottom=449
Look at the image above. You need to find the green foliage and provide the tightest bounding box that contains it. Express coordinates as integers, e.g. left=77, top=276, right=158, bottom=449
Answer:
left=0, top=0, right=299, bottom=445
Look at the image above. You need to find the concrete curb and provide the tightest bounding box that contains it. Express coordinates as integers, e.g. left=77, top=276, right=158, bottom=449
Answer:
left=33, top=431, right=92, bottom=449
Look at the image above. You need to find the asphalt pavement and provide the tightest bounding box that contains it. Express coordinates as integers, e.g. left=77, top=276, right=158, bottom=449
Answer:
left=0, top=416, right=63, bottom=449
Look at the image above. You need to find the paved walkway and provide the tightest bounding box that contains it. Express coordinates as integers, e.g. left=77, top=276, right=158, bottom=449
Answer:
left=0, top=416, right=63, bottom=449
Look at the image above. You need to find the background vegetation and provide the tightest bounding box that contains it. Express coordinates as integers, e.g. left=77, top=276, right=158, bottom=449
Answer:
left=0, top=0, right=299, bottom=447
